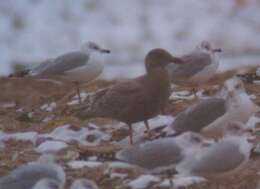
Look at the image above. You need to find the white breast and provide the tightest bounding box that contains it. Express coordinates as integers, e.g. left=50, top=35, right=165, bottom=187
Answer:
left=64, top=61, right=104, bottom=83
left=202, top=92, right=257, bottom=137
left=189, top=54, right=219, bottom=84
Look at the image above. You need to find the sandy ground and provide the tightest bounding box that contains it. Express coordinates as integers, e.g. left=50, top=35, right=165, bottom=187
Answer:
left=0, top=69, right=260, bottom=189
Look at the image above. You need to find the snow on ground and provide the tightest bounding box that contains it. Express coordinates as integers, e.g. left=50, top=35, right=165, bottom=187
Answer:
left=127, top=175, right=161, bottom=189
left=170, top=90, right=196, bottom=100
left=159, top=175, right=206, bottom=188
left=67, top=91, right=90, bottom=106
left=68, top=160, right=102, bottom=169
left=40, top=102, right=57, bottom=112
left=0, top=102, right=16, bottom=109
left=118, top=115, right=174, bottom=145
left=0, top=131, right=38, bottom=145
left=40, top=124, right=111, bottom=146
left=246, top=116, right=260, bottom=131
left=35, top=140, right=68, bottom=153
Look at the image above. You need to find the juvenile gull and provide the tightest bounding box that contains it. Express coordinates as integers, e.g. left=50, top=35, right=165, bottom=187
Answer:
left=0, top=155, right=65, bottom=189
left=16, top=42, right=110, bottom=103
left=169, top=77, right=260, bottom=137
left=75, top=48, right=183, bottom=144
left=70, top=178, right=99, bottom=189
left=176, top=136, right=252, bottom=179
left=167, top=41, right=221, bottom=87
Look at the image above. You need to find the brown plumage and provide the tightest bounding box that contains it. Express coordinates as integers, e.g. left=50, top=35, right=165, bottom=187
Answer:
left=76, top=48, right=183, bottom=144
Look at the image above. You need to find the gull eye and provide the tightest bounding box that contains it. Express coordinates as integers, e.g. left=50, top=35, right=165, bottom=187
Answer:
left=201, top=41, right=211, bottom=50
left=235, top=83, right=241, bottom=89
left=91, top=44, right=98, bottom=50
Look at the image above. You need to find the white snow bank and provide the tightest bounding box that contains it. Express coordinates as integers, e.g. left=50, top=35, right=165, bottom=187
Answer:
left=128, top=175, right=160, bottom=189
left=41, top=124, right=111, bottom=146
left=35, top=140, right=68, bottom=153
left=159, top=175, right=206, bottom=188
left=68, top=160, right=102, bottom=169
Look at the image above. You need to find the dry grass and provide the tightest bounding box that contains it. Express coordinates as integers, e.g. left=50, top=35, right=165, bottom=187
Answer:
left=0, top=70, right=260, bottom=189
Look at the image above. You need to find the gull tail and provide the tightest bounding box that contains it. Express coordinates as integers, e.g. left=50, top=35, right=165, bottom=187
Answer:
left=8, top=69, right=30, bottom=77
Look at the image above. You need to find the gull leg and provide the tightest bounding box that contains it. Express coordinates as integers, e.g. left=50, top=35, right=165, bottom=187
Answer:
left=128, top=124, right=133, bottom=144
left=144, top=120, right=150, bottom=131
left=74, top=82, right=82, bottom=104
left=144, top=120, right=153, bottom=139
left=166, top=170, right=174, bottom=189
left=191, top=87, right=199, bottom=99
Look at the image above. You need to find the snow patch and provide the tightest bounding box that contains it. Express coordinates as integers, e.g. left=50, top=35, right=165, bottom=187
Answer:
left=67, top=92, right=90, bottom=106
left=159, top=175, right=206, bottom=188
left=118, top=115, right=174, bottom=144
left=1, top=102, right=16, bottom=108
left=36, top=140, right=68, bottom=153
left=0, top=131, right=38, bottom=145
left=68, top=160, right=102, bottom=169
left=245, top=116, right=260, bottom=131
left=170, top=91, right=195, bottom=100
left=40, top=124, right=111, bottom=146
left=128, top=175, right=160, bottom=189
left=40, top=102, right=57, bottom=112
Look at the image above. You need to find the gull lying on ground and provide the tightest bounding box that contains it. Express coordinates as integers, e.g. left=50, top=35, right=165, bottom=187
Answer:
left=0, top=155, right=65, bottom=189
left=169, top=77, right=260, bottom=137
left=176, top=135, right=252, bottom=179
left=116, top=132, right=206, bottom=174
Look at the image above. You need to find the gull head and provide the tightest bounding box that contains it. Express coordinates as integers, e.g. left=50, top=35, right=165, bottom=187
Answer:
left=198, top=40, right=222, bottom=53
left=33, top=178, right=62, bottom=189
left=81, top=41, right=110, bottom=54
left=70, top=178, right=99, bottom=189
left=221, top=77, right=245, bottom=98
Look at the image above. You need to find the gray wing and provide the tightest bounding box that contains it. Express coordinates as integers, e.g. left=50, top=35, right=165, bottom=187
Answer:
left=116, top=138, right=183, bottom=170
left=30, top=59, right=54, bottom=75
left=171, top=98, right=226, bottom=135
left=32, top=51, right=89, bottom=76
left=168, top=51, right=211, bottom=82
left=189, top=142, right=244, bottom=174
left=0, top=163, right=60, bottom=189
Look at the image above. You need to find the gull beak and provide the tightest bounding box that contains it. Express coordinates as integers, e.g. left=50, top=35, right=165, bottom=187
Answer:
left=170, top=56, right=184, bottom=64
left=100, top=49, right=111, bottom=54
left=212, top=48, right=222, bottom=53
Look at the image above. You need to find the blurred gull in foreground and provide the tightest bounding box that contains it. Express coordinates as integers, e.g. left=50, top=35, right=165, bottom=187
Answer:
left=32, top=178, right=62, bottom=189
left=167, top=41, right=221, bottom=90
left=0, top=155, right=65, bottom=189
left=75, top=48, right=184, bottom=144
left=11, top=41, right=110, bottom=103
left=70, top=178, right=99, bottom=189
left=116, top=132, right=205, bottom=173
left=169, top=77, right=260, bottom=137
left=176, top=136, right=252, bottom=179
